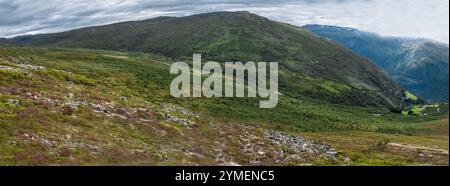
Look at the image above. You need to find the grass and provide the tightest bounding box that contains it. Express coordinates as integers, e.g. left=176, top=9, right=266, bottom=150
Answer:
left=298, top=118, right=449, bottom=165
left=1, top=47, right=444, bottom=134
left=0, top=69, right=27, bottom=80
left=0, top=47, right=448, bottom=165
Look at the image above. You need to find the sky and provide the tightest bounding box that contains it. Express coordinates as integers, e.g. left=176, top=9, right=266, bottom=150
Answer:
left=0, top=0, right=449, bottom=43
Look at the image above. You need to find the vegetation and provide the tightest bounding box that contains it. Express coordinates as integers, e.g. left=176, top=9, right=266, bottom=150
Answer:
left=1, top=47, right=448, bottom=165
left=10, top=11, right=408, bottom=108
left=0, top=11, right=447, bottom=166
left=304, top=24, right=449, bottom=102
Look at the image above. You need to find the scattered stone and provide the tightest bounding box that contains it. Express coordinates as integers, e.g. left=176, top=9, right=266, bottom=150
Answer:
left=5, top=99, right=20, bottom=105
left=285, top=154, right=302, bottom=162
left=42, top=97, right=59, bottom=106
left=264, top=130, right=340, bottom=161
left=162, top=103, right=200, bottom=118
left=344, top=157, right=351, bottom=162
left=0, top=65, right=20, bottom=71
left=19, top=64, right=45, bottom=70
left=165, top=114, right=195, bottom=127
left=90, top=103, right=110, bottom=114
left=64, top=100, right=86, bottom=109
left=219, top=162, right=242, bottom=166
left=26, top=92, right=38, bottom=99
left=22, top=133, right=55, bottom=146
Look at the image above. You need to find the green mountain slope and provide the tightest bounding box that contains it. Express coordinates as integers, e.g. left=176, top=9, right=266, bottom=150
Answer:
left=11, top=11, right=406, bottom=108
left=303, top=24, right=449, bottom=102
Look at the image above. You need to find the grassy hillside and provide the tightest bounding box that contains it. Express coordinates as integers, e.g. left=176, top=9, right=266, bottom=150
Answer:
left=11, top=11, right=407, bottom=109
left=1, top=47, right=448, bottom=165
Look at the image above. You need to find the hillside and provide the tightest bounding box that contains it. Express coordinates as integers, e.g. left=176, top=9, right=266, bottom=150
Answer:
left=0, top=38, right=14, bottom=47
left=10, top=11, right=407, bottom=109
left=1, top=47, right=448, bottom=165
left=303, top=24, right=449, bottom=102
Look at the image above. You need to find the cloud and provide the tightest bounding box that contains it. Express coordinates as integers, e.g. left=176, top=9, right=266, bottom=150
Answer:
left=0, top=0, right=448, bottom=43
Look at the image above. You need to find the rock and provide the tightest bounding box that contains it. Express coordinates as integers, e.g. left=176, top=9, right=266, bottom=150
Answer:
left=5, top=99, right=20, bottom=105
left=26, top=92, right=38, bottom=99
left=19, top=63, right=45, bottom=70
left=42, top=97, right=59, bottom=105
left=89, top=103, right=109, bottom=114
left=264, top=130, right=339, bottom=161
left=165, top=114, right=194, bottom=127
left=285, top=154, right=302, bottom=161
left=162, top=103, right=200, bottom=118
left=64, top=100, right=86, bottom=109
left=219, top=162, right=242, bottom=166
left=86, top=144, right=99, bottom=153
left=0, top=65, right=20, bottom=71
left=344, top=157, right=351, bottom=162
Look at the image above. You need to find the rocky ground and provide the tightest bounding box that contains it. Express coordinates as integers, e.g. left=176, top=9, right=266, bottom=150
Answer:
left=0, top=57, right=345, bottom=165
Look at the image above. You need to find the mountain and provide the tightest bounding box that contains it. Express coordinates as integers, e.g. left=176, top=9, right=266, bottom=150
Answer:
left=10, top=11, right=407, bottom=108
left=303, top=24, right=449, bottom=102
left=0, top=38, right=15, bottom=47
left=1, top=12, right=448, bottom=166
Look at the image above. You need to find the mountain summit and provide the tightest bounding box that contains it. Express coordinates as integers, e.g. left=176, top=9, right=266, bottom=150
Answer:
left=10, top=11, right=407, bottom=108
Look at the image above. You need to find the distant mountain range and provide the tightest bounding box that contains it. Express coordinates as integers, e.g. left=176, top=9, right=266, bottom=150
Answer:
left=303, top=24, right=449, bottom=102
left=5, top=11, right=407, bottom=108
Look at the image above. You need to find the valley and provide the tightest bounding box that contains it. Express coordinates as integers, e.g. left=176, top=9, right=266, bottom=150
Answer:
left=303, top=24, right=449, bottom=103
left=1, top=47, right=448, bottom=165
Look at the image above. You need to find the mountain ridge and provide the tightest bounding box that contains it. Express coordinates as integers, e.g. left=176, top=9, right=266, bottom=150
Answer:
left=7, top=11, right=407, bottom=108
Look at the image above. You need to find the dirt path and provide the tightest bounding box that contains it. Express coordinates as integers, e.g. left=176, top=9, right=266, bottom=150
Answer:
left=389, top=143, right=449, bottom=155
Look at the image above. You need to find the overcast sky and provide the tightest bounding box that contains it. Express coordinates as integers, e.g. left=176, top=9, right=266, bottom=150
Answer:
left=1, top=0, right=449, bottom=43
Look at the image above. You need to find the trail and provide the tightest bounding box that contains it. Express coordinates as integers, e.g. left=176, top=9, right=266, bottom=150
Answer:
left=388, top=143, right=449, bottom=155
